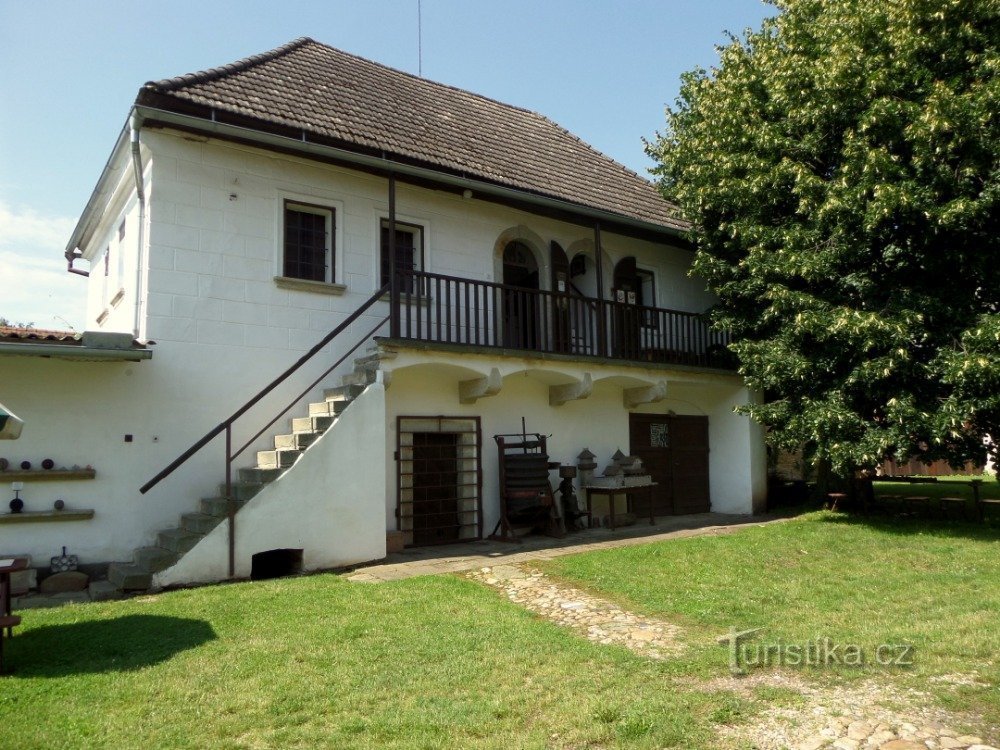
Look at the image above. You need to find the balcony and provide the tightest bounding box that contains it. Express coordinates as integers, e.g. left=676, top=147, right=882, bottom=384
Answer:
left=387, top=270, right=735, bottom=370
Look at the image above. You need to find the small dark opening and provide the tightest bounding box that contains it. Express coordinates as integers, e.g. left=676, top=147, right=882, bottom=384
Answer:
left=250, top=548, right=303, bottom=580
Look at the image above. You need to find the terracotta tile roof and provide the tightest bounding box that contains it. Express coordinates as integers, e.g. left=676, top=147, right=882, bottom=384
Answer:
left=0, top=326, right=80, bottom=344
left=139, top=38, right=686, bottom=233
left=0, top=327, right=149, bottom=350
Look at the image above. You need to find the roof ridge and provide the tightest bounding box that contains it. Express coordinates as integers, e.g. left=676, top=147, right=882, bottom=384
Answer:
left=144, top=37, right=315, bottom=93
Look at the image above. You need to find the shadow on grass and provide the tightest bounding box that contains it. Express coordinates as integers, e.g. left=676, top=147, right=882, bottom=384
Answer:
left=7, top=614, right=216, bottom=677
left=818, top=511, right=1000, bottom=541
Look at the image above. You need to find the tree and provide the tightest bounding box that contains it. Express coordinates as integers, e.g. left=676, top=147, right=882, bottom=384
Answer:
left=647, top=0, right=999, bottom=475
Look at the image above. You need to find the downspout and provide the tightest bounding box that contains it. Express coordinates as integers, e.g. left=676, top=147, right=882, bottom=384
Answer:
left=66, top=250, right=89, bottom=277
left=130, top=114, right=147, bottom=338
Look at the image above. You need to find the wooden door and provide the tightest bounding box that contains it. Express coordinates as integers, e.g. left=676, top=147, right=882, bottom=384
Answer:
left=628, top=414, right=710, bottom=515
left=668, top=416, right=711, bottom=514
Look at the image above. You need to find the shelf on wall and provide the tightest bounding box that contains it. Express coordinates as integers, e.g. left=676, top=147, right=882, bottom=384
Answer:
left=0, top=509, right=95, bottom=524
left=0, top=469, right=96, bottom=481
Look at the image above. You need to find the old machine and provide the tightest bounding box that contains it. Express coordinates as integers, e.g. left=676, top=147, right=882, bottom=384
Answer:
left=491, top=420, right=566, bottom=542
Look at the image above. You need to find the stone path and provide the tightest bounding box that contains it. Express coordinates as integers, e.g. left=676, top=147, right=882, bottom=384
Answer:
left=466, top=563, right=683, bottom=659
left=708, top=672, right=999, bottom=750
left=346, top=515, right=997, bottom=750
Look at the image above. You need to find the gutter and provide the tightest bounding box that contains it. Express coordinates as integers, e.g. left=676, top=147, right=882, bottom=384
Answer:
left=0, top=343, right=152, bottom=361
left=132, top=105, right=688, bottom=241
left=64, top=121, right=131, bottom=264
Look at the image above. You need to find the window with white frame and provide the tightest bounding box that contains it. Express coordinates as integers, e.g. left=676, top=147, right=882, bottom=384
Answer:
left=283, top=201, right=335, bottom=283
left=380, top=219, right=423, bottom=292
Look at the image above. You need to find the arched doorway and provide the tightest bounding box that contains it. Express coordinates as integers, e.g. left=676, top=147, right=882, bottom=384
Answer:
left=502, top=241, right=539, bottom=349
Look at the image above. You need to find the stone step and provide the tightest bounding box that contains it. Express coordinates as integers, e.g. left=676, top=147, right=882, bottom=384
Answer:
left=291, top=415, right=335, bottom=434
left=88, top=580, right=122, bottom=602
left=217, top=481, right=266, bottom=502
left=308, top=400, right=350, bottom=418
left=339, top=369, right=377, bottom=387
left=324, top=383, right=365, bottom=402
left=156, top=528, right=204, bottom=554
left=134, top=545, right=179, bottom=573
left=238, top=467, right=282, bottom=484
left=200, top=496, right=247, bottom=517
left=255, top=448, right=301, bottom=470
left=182, top=512, right=224, bottom=535
left=107, top=562, right=152, bottom=591
left=273, top=431, right=320, bottom=451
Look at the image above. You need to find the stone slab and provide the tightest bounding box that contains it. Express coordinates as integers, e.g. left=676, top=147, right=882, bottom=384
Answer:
left=88, top=580, right=122, bottom=602
left=39, top=570, right=89, bottom=593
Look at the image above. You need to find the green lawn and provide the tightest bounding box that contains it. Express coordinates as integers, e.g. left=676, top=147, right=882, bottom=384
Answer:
left=3, top=513, right=999, bottom=748
left=1, top=571, right=751, bottom=749
left=541, top=512, right=1000, bottom=724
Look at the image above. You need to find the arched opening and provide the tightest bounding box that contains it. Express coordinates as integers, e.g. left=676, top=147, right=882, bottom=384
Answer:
left=502, top=241, right=539, bottom=349
left=612, top=256, right=656, bottom=358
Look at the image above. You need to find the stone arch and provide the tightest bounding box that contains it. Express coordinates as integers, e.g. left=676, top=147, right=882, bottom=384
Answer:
left=493, top=226, right=549, bottom=290
left=565, top=238, right=613, bottom=299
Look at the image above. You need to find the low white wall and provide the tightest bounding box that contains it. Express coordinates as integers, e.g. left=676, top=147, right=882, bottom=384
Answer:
left=0, top=327, right=372, bottom=567
left=155, top=383, right=387, bottom=587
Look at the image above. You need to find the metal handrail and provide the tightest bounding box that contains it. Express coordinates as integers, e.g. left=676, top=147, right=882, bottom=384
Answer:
left=140, top=282, right=390, bottom=578
left=140, top=282, right=389, bottom=496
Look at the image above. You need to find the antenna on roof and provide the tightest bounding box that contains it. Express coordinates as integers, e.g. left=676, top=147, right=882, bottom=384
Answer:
left=418, top=0, right=423, bottom=77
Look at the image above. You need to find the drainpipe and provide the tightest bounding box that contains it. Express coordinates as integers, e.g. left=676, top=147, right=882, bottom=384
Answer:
left=66, top=250, right=89, bottom=277
left=130, top=114, right=147, bottom=338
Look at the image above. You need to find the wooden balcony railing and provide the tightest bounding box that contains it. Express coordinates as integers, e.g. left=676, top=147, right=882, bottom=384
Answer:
left=389, top=269, right=734, bottom=370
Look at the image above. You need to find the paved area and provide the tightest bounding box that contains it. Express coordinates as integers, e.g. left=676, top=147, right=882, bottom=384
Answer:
left=346, top=512, right=785, bottom=582
left=467, top=562, right=683, bottom=658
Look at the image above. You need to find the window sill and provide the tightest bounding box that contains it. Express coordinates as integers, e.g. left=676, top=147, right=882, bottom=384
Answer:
left=110, top=288, right=126, bottom=308
left=380, top=293, right=432, bottom=306
left=274, top=276, right=347, bottom=295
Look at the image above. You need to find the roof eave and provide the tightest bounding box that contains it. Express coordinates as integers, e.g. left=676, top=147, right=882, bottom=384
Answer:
left=131, top=104, right=689, bottom=243
left=64, top=118, right=133, bottom=262
left=0, top=342, right=153, bottom=362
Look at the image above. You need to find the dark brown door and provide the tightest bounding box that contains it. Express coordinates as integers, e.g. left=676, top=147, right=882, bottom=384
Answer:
left=668, top=417, right=711, bottom=513
left=411, top=432, right=460, bottom=545
left=628, top=414, right=710, bottom=515
left=502, top=241, right=539, bottom=349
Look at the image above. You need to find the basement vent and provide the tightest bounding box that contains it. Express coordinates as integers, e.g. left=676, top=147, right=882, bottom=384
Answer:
left=251, top=548, right=303, bottom=580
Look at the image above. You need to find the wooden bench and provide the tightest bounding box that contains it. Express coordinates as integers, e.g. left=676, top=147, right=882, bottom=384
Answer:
left=0, top=613, right=20, bottom=674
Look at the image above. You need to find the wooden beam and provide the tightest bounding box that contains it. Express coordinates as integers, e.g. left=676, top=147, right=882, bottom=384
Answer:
left=549, top=373, right=593, bottom=407
left=623, top=380, right=667, bottom=409
left=459, top=367, right=503, bottom=404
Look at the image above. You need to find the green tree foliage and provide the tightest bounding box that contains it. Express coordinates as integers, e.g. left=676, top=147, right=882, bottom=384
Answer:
left=648, top=0, right=999, bottom=474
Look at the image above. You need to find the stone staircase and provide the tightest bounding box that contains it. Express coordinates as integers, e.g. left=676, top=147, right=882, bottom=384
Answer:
left=107, top=351, right=387, bottom=591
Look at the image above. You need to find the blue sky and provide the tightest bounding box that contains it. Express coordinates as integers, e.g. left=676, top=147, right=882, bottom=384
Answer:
left=0, top=0, right=774, bottom=330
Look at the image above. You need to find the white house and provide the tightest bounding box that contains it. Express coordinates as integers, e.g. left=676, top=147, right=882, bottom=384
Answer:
left=0, top=38, right=766, bottom=592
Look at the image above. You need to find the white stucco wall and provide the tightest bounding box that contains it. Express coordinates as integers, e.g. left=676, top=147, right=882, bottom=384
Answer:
left=1, top=127, right=753, bottom=572
left=380, top=348, right=765, bottom=537
left=154, top=383, right=387, bottom=587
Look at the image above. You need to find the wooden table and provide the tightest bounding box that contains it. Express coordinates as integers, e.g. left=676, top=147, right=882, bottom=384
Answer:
left=583, top=484, right=657, bottom=530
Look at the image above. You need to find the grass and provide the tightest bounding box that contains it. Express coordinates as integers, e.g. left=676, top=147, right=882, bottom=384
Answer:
left=3, top=512, right=999, bottom=748
left=541, top=512, right=1000, bottom=724
left=2, top=572, right=753, bottom=750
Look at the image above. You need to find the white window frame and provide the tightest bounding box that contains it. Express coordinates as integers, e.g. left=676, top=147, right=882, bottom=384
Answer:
left=274, top=193, right=345, bottom=290
left=372, top=211, right=430, bottom=293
